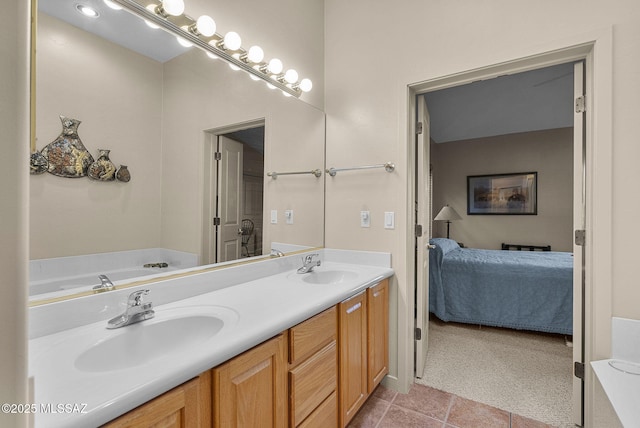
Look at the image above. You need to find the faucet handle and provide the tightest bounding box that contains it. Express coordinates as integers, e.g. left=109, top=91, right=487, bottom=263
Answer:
left=127, top=289, right=150, bottom=307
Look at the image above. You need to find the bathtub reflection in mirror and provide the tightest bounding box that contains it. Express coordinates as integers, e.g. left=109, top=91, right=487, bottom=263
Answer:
left=30, top=0, right=325, bottom=304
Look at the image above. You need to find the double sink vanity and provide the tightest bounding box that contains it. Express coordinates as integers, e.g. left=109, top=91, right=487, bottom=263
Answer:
left=29, top=249, right=394, bottom=427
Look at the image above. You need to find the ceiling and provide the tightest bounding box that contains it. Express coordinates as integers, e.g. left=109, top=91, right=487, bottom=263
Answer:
left=424, top=62, right=575, bottom=143
left=39, top=0, right=189, bottom=63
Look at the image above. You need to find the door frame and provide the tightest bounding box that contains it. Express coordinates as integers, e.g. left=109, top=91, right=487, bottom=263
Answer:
left=202, top=119, right=265, bottom=265
left=405, top=34, right=613, bottom=427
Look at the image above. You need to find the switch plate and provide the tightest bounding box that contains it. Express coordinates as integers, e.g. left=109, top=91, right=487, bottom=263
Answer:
left=270, top=210, right=278, bottom=224
left=285, top=210, right=293, bottom=224
left=360, top=211, right=370, bottom=228
left=384, top=212, right=395, bottom=229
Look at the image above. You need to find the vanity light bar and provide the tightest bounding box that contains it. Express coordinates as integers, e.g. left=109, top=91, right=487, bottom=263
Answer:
left=109, top=0, right=305, bottom=97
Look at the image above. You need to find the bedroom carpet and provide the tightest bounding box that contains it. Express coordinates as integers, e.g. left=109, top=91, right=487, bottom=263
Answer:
left=416, top=318, right=574, bottom=428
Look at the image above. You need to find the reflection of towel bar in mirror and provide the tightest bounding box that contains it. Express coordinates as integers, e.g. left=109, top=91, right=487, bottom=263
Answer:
left=326, top=162, right=395, bottom=177
left=267, top=169, right=323, bottom=179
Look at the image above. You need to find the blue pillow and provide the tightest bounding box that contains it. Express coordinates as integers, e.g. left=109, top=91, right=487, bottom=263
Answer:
left=429, top=238, right=460, bottom=256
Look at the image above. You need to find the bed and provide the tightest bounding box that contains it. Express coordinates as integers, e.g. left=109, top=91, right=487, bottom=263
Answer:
left=428, top=238, right=573, bottom=335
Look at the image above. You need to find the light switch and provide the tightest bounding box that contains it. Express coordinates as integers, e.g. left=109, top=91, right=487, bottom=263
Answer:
left=285, top=210, right=294, bottom=224
left=384, top=211, right=395, bottom=229
left=360, top=211, right=370, bottom=228
left=270, top=210, right=278, bottom=224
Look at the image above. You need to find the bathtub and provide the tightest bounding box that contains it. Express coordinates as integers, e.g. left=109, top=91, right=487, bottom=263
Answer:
left=29, top=249, right=199, bottom=298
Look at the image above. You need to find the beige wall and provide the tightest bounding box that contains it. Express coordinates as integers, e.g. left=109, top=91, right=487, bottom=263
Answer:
left=431, top=128, right=574, bottom=251
left=1, top=1, right=28, bottom=426
left=160, top=49, right=325, bottom=257
left=324, top=0, right=640, bottom=424
left=31, top=13, right=164, bottom=259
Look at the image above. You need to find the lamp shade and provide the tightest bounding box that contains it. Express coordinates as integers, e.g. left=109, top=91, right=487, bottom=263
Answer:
left=434, top=205, right=462, bottom=221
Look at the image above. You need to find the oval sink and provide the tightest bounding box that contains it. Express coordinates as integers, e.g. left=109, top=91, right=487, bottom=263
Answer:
left=75, top=310, right=231, bottom=373
left=608, top=359, right=640, bottom=375
left=300, top=270, right=358, bottom=285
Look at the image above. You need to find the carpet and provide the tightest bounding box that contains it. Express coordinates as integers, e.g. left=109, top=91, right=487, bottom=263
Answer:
left=416, top=318, right=574, bottom=427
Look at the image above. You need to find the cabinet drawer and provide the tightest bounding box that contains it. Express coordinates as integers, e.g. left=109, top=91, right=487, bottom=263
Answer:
left=289, top=341, right=337, bottom=426
left=298, top=391, right=338, bottom=428
left=289, top=306, right=337, bottom=365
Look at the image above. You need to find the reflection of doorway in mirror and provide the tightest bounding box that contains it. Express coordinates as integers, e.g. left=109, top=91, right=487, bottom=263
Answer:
left=215, top=126, right=264, bottom=263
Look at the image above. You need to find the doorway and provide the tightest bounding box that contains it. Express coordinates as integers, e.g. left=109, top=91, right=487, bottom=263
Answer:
left=411, top=54, right=589, bottom=427
left=202, top=121, right=265, bottom=264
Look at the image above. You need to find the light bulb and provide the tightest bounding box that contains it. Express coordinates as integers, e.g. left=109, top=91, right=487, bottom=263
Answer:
left=229, top=63, right=241, bottom=71
left=284, top=69, right=298, bottom=84
left=162, top=0, right=184, bottom=16
left=249, top=74, right=260, bottom=81
left=247, top=46, right=264, bottom=63
left=145, top=20, right=159, bottom=29
left=196, top=15, right=216, bottom=37
left=266, top=83, right=276, bottom=90
left=299, top=78, right=313, bottom=92
left=283, top=91, right=292, bottom=97
left=223, top=31, right=242, bottom=50
left=103, top=0, right=122, bottom=10
left=76, top=4, right=99, bottom=17
left=268, top=58, right=283, bottom=75
left=176, top=36, right=192, bottom=48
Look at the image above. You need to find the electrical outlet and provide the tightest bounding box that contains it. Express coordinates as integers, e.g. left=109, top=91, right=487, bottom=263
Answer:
left=270, top=210, right=278, bottom=224
left=285, top=210, right=293, bottom=224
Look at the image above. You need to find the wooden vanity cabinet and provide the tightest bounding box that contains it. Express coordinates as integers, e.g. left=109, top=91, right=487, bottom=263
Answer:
left=367, top=279, right=389, bottom=393
left=338, top=291, right=368, bottom=427
left=101, top=371, right=211, bottom=428
left=338, top=279, right=390, bottom=427
left=288, top=306, right=338, bottom=428
left=212, top=334, right=287, bottom=428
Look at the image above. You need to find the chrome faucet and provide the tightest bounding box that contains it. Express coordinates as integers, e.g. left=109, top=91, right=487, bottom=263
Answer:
left=93, top=274, right=115, bottom=292
left=270, top=248, right=285, bottom=257
left=297, top=254, right=321, bottom=274
left=107, top=289, right=155, bottom=329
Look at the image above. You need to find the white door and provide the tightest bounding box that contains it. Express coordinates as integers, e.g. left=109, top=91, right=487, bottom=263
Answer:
left=216, top=136, right=244, bottom=262
left=572, top=61, right=586, bottom=427
left=415, top=95, right=432, bottom=377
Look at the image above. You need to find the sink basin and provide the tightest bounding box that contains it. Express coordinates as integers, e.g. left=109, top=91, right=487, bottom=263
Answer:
left=608, top=359, right=640, bottom=375
left=288, top=269, right=358, bottom=285
left=75, top=307, right=234, bottom=373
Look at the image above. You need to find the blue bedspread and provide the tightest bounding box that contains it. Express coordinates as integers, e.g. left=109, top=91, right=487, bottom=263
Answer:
left=429, top=238, right=573, bottom=335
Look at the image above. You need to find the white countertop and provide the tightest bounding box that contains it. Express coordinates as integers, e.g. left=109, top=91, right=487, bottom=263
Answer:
left=591, top=359, right=640, bottom=427
left=29, top=253, right=393, bottom=427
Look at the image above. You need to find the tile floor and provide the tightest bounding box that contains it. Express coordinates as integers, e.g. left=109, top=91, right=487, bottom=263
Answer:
left=348, top=383, right=554, bottom=428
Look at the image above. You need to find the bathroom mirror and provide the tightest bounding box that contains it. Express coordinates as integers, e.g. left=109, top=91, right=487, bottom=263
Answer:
left=29, top=0, right=325, bottom=304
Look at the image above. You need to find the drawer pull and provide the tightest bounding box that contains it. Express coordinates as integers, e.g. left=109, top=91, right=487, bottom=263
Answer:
left=373, top=291, right=381, bottom=298
left=346, top=302, right=361, bottom=314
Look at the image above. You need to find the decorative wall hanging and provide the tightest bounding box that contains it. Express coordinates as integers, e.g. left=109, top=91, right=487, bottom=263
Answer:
left=88, top=149, right=117, bottom=181
left=116, top=165, right=131, bottom=182
left=30, top=152, right=48, bottom=175
left=40, top=115, right=94, bottom=177
left=467, top=172, right=538, bottom=215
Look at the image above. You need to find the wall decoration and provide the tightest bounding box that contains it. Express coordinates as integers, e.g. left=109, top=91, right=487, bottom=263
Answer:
left=116, top=165, right=131, bottom=183
left=467, top=172, right=537, bottom=215
left=40, top=115, right=94, bottom=177
left=88, top=149, right=117, bottom=181
left=30, top=152, right=48, bottom=175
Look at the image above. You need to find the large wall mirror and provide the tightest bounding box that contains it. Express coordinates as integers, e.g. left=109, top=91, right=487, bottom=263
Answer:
left=30, top=0, right=325, bottom=304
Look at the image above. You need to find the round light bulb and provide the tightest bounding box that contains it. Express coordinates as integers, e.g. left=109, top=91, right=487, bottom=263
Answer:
left=247, top=46, right=264, bottom=63
left=229, top=63, right=241, bottom=71
left=249, top=74, right=260, bottom=81
left=223, top=31, right=242, bottom=51
left=145, top=20, right=160, bottom=29
left=268, top=58, right=283, bottom=75
left=284, top=69, right=298, bottom=84
left=176, top=36, right=192, bottom=48
left=299, top=78, right=313, bottom=92
left=196, top=15, right=216, bottom=37
left=162, top=0, right=184, bottom=16
left=207, top=41, right=218, bottom=59
left=103, top=0, right=122, bottom=10
left=266, top=83, right=276, bottom=90
left=76, top=4, right=99, bottom=17
left=283, top=91, right=292, bottom=97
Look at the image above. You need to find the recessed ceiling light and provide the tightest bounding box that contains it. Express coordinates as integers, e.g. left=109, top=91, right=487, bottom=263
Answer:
left=75, top=4, right=100, bottom=18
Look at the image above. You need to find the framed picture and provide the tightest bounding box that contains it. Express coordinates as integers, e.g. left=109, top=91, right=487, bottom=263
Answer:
left=467, top=172, right=537, bottom=215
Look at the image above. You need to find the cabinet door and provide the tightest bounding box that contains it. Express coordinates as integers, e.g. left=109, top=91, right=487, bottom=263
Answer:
left=338, top=291, right=367, bottom=427
left=101, top=372, right=211, bottom=427
left=213, top=334, right=287, bottom=428
left=367, top=279, right=389, bottom=393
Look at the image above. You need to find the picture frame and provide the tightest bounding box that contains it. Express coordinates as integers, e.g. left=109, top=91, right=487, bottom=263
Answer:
left=467, top=172, right=537, bottom=215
